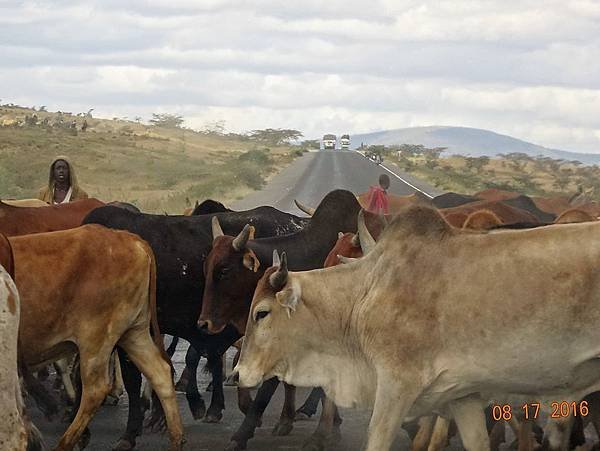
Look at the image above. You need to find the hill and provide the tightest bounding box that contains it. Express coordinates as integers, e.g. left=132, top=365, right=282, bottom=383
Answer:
left=0, top=105, right=304, bottom=213
left=351, top=126, right=600, bottom=165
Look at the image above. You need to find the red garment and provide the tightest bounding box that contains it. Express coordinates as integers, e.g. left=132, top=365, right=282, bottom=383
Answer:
left=366, top=185, right=389, bottom=215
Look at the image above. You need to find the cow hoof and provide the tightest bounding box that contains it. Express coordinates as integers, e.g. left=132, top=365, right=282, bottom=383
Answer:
left=271, top=420, right=293, bottom=436
left=103, top=394, right=120, bottom=406
left=203, top=411, right=223, bottom=423
left=112, top=438, right=135, bottom=451
left=295, top=411, right=312, bottom=421
left=188, top=397, right=206, bottom=420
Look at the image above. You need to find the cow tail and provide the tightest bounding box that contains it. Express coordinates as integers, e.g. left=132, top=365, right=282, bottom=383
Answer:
left=0, top=233, right=15, bottom=279
left=146, top=244, right=171, bottom=363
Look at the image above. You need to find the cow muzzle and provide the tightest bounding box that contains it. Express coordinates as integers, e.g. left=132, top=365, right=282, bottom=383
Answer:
left=197, top=318, right=226, bottom=335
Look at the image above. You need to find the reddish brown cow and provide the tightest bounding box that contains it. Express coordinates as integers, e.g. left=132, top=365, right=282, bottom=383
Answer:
left=0, top=198, right=104, bottom=236
left=531, top=196, right=572, bottom=216
left=554, top=208, right=597, bottom=224
left=441, top=200, right=539, bottom=226
left=0, top=233, right=14, bottom=277
left=11, top=225, right=183, bottom=450
left=462, top=209, right=503, bottom=230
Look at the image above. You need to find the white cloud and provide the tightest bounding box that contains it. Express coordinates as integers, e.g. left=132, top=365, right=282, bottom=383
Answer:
left=0, top=0, right=599, bottom=152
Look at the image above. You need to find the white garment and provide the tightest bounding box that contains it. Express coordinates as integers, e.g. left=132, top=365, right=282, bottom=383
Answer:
left=53, top=186, right=73, bottom=204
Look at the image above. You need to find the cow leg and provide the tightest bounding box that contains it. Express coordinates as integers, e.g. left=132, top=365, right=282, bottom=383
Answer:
left=428, top=416, right=450, bottom=451
left=296, top=387, right=324, bottom=420
left=237, top=387, right=253, bottom=416
left=119, top=328, right=184, bottom=451
left=166, top=335, right=179, bottom=357
left=181, top=345, right=206, bottom=419
left=204, top=351, right=225, bottom=423
left=585, top=392, right=600, bottom=439
left=113, top=347, right=144, bottom=451
left=301, top=396, right=341, bottom=451
left=364, top=380, right=417, bottom=451
left=517, top=419, right=533, bottom=451
left=225, top=346, right=241, bottom=386
left=55, top=358, right=76, bottom=406
left=105, top=351, right=124, bottom=405
left=409, top=416, right=435, bottom=451
left=272, top=383, right=296, bottom=436
left=489, top=422, right=506, bottom=451
left=55, top=350, right=112, bottom=450
left=543, top=417, right=575, bottom=451
left=449, top=396, right=490, bottom=451
left=227, top=377, right=280, bottom=451
left=175, top=344, right=196, bottom=392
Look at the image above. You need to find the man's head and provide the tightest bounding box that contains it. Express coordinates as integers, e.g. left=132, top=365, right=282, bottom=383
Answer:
left=379, top=174, right=390, bottom=190
left=52, top=159, right=70, bottom=186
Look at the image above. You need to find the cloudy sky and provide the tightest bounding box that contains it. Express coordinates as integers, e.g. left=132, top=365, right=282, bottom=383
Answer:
left=1, top=0, right=599, bottom=152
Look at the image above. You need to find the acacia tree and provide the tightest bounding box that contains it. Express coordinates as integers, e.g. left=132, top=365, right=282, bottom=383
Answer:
left=247, top=128, right=303, bottom=145
left=150, top=113, right=184, bottom=128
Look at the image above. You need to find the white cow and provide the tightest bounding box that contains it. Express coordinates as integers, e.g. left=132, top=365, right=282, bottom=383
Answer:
left=0, top=264, right=43, bottom=450
left=236, top=206, right=600, bottom=451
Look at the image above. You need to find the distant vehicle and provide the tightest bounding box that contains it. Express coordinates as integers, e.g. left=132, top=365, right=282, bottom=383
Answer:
left=322, top=134, right=336, bottom=150
left=340, top=134, right=350, bottom=150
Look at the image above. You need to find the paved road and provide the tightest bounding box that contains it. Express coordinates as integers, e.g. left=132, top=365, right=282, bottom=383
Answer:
left=32, top=151, right=514, bottom=450
left=233, top=150, right=443, bottom=214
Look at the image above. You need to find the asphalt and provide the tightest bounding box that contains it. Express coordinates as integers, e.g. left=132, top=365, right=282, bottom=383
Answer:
left=32, top=151, right=526, bottom=451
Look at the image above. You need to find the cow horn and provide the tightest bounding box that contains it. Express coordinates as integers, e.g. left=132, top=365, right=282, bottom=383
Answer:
left=337, top=255, right=357, bottom=264
left=358, top=210, right=376, bottom=254
left=212, top=216, right=224, bottom=240
left=232, top=224, right=251, bottom=251
left=351, top=232, right=360, bottom=247
left=294, top=199, right=315, bottom=216
left=272, top=249, right=281, bottom=267
left=269, top=252, right=288, bottom=290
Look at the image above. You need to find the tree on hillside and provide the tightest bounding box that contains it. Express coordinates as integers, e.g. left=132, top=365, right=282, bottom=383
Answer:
left=301, top=139, right=320, bottom=149
left=202, top=120, right=226, bottom=135
left=247, top=128, right=303, bottom=145
left=150, top=113, right=184, bottom=128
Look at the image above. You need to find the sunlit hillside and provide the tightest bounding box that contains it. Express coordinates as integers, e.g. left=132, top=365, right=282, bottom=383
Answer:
left=0, top=105, right=305, bottom=213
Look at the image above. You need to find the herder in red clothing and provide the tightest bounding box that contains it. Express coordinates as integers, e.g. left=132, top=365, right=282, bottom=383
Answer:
left=366, top=174, right=390, bottom=215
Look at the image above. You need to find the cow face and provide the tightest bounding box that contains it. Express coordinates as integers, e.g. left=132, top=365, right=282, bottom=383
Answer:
left=198, top=220, right=262, bottom=334
left=235, top=252, right=302, bottom=388
left=323, top=232, right=363, bottom=267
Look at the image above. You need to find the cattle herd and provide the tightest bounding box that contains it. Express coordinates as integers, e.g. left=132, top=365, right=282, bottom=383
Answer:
left=1, top=185, right=600, bottom=451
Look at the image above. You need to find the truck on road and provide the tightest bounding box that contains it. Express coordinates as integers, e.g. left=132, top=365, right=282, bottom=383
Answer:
left=322, top=134, right=336, bottom=150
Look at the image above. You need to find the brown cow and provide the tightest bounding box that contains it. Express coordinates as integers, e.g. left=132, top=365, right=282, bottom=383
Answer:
left=531, top=196, right=572, bottom=216
left=10, top=225, right=183, bottom=450
left=357, top=191, right=433, bottom=214
left=0, top=198, right=104, bottom=236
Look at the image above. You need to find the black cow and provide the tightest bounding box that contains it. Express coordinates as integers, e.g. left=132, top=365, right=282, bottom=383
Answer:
left=191, top=199, right=233, bottom=216
left=432, top=192, right=478, bottom=208
left=501, top=194, right=556, bottom=223
left=198, top=190, right=366, bottom=451
left=81, top=196, right=340, bottom=450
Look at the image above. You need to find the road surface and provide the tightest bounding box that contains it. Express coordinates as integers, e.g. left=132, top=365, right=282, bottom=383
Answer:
left=32, top=151, right=523, bottom=450
left=233, top=150, right=443, bottom=213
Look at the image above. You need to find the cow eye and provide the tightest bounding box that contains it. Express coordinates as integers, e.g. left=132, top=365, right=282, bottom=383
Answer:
left=216, top=266, right=230, bottom=280
left=255, top=310, right=270, bottom=322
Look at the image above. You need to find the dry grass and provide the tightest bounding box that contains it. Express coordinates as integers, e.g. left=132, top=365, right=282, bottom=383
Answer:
left=387, top=153, right=600, bottom=199
left=0, top=106, right=302, bottom=213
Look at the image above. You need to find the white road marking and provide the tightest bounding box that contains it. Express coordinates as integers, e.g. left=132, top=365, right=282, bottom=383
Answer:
left=354, top=150, right=434, bottom=198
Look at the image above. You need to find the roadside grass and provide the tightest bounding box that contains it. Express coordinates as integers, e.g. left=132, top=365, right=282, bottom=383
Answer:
left=0, top=106, right=301, bottom=213
left=387, top=153, right=600, bottom=199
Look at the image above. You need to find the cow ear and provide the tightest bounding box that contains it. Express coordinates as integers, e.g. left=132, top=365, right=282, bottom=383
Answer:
left=338, top=231, right=344, bottom=239
left=272, top=250, right=281, bottom=267
left=243, top=249, right=261, bottom=272
left=275, top=281, right=301, bottom=318
left=248, top=225, right=255, bottom=240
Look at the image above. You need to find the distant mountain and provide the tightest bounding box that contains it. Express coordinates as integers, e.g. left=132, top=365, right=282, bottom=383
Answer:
left=350, top=126, right=600, bottom=165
